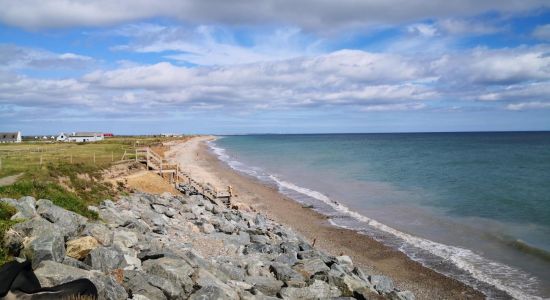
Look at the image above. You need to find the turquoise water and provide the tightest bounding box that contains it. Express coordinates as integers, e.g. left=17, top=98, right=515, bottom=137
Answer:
left=211, top=132, right=550, bottom=299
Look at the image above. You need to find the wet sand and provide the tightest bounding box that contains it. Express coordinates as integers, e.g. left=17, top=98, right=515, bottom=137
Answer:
left=167, top=136, right=485, bottom=300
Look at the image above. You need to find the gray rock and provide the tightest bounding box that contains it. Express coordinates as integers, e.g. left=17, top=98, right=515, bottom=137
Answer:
left=63, top=256, right=92, bottom=270
left=274, top=252, right=298, bottom=266
left=193, top=268, right=239, bottom=299
left=189, top=285, right=227, bottom=300
left=201, top=223, right=215, bottom=234
left=82, top=223, right=113, bottom=246
left=22, top=232, right=66, bottom=268
left=146, top=273, right=185, bottom=300
left=330, top=273, right=369, bottom=297
left=279, top=279, right=342, bottom=299
left=244, top=276, right=283, bottom=297
left=142, top=257, right=194, bottom=294
left=0, top=196, right=36, bottom=219
left=219, top=263, right=246, bottom=281
left=292, top=258, right=330, bottom=278
left=11, top=217, right=61, bottom=239
left=34, top=260, right=127, bottom=300
left=270, top=262, right=304, bottom=283
left=389, top=290, right=415, bottom=300
left=369, top=275, right=395, bottom=295
left=113, top=229, right=139, bottom=248
left=85, top=246, right=126, bottom=272
left=123, top=270, right=166, bottom=300
left=36, top=199, right=87, bottom=237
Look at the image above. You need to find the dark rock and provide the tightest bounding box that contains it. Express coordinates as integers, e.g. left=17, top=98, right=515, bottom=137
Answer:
left=36, top=199, right=87, bottom=237
left=270, top=262, right=304, bottom=283
left=292, top=258, right=330, bottom=278
left=279, top=279, right=341, bottom=299
left=146, top=273, right=185, bottom=300
left=143, top=257, right=194, bottom=295
left=85, top=246, right=126, bottom=272
left=244, top=276, right=284, bottom=297
left=22, top=232, right=66, bottom=268
left=63, top=256, right=92, bottom=270
left=123, top=270, right=166, bottom=300
left=189, top=285, right=228, bottom=300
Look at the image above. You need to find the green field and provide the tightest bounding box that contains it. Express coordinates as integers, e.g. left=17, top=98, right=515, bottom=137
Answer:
left=0, top=136, right=188, bottom=263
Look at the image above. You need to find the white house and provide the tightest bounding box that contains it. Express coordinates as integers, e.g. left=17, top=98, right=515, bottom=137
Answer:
left=56, top=132, right=68, bottom=142
left=0, top=131, right=21, bottom=143
left=67, top=132, right=105, bottom=142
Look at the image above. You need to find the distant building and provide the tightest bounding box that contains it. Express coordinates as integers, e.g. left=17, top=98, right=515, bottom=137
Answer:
left=57, top=132, right=104, bottom=142
left=0, top=131, right=22, bottom=143
left=161, top=133, right=183, bottom=137
left=103, top=133, right=114, bottom=137
left=56, top=132, right=68, bottom=142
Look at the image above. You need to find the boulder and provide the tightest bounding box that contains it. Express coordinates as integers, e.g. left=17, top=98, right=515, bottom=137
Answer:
left=11, top=217, right=61, bottom=239
left=389, top=290, right=415, bottom=300
left=192, top=268, right=239, bottom=299
left=189, top=285, right=228, bottom=300
left=142, top=257, right=194, bottom=295
left=279, top=279, right=341, bottom=299
left=146, top=273, right=185, bottom=299
left=270, top=262, right=304, bottom=283
left=113, top=229, right=139, bottom=249
left=22, top=232, right=66, bottom=268
left=82, top=223, right=113, bottom=246
left=122, top=270, right=166, bottom=300
left=244, top=276, right=283, bottom=296
left=292, top=258, right=330, bottom=278
left=369, top=275, right=395, bottom=295
left=62, top=256, right=92, bottom=270
left=0, top=196, right=36, bottom=219
left=36, top=199, right=87, bottom=237
left=66, top=236, right=100, bottom=260
left=85, top=246, right=126, bottom=272
left=201, top=223, right=215, bottom=234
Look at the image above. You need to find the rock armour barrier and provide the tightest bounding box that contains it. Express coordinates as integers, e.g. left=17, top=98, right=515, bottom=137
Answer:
left=1, top=193, right=414, bottom=300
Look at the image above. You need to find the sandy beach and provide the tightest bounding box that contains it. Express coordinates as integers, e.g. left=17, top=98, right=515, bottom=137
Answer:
left=166, top=136, right=485, bottom=299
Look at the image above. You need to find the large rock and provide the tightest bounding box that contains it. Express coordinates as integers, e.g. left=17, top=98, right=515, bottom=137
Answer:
left=142, top=257, right=194, bottom=295
left=292, top=258, right=330, bottom=278
left=146, top=273, right=185, bottom=300
left=0, top=196, right=37, bottom=219
left=82, top=223, right=113, bottom=246
left=85, top=246, right=126, bottom=272
left=279, top=279, right=342, bottom=299
left=244, top=276, right=284, bottom=297
left=270, top=262, right=304, bottom=283
left=192, top=268, right=239, bottom=299
left=11, top=217, right=61, bottom=239
left=66, top=236, right=100, bottom=260
left=189, top=285, right=228, bottom=300
left=369, top=275, right=395, bottom=295
left=36, top=199, right=87, bottom=237
left=34, top=260, right=127, bottom=300
left=22, top=232, right=66, bottom=268
left=122, top=270, right=166, bottom=300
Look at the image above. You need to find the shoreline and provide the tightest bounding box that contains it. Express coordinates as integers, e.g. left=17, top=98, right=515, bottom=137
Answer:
left=167, top=136, right=486, bottom=300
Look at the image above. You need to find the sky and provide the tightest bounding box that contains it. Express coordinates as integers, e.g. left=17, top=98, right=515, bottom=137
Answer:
left=0, top=0, right=549, bottom=134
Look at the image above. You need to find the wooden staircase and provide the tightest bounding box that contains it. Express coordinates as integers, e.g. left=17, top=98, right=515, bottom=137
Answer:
left=135, top=147, right=231, bottom=203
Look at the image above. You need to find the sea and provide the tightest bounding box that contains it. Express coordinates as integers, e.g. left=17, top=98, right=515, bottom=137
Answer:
left=208, top=132, right=550, bottom=299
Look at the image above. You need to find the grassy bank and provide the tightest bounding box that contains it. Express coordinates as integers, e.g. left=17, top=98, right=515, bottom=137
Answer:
left=0, top=136, right=191, bottom=261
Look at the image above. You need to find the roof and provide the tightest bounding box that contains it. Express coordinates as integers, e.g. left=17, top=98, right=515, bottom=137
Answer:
left=71, top=132, right=104, bottom=137
left=0, top=132, right=20, bottom=141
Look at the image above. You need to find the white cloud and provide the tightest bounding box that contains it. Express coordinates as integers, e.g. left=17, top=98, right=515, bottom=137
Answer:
left=0, top=44, right=94, bottom=70
left=435, top=46, right=550, bottom=85
left=437, top=19, right=501, bottom=35
left=533, top=24, right=550, bottom=40
left=0, top=0, right=547, bottom=30
left=506, top=101, right=550, bottom=110
left=407, top=24, right=438, bottom=37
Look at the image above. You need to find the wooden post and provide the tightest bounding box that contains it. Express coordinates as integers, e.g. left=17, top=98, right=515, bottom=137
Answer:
left=0, top=157, right=2, bottom=171
left=70, top=154, right=73, bottom=164
left=40, top=155, right=43, bottom=165
left=135, top=148, right=138, bottom=162
left=111, top=151, right=114, bottom=162
left=93, top=152, right=96, bottom=164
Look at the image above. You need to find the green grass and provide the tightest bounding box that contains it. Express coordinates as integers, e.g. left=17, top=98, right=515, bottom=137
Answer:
left=0, top=202, right=18, bottom=265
